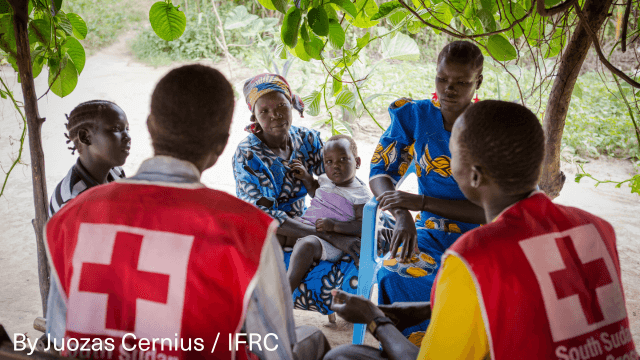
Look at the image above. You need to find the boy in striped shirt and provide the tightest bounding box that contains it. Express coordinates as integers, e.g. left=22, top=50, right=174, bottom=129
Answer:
left=49, top=100, right=130, bottom=216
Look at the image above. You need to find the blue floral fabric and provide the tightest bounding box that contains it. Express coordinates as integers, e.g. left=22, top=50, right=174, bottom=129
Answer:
left=233, top=125, right=359, bottom=314
left=370, top=98, right=480, bottom=341
left=233, top=125, right=324, bottom=224
left=283, top=252, right=359, bottom=315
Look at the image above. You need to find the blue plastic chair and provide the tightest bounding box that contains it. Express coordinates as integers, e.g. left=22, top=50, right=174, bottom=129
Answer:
left=352, top=162, right=416, bottom=344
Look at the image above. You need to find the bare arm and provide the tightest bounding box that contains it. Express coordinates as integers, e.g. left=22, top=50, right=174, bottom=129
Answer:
left=315, top=204, right=365, bottom=236
left=278, top=218, right=361, bottom=266
left=289, top=160, right=319, bottom=197
left=372, top=176, right=485, bottom=224
left=331, top=290, right=419, bottom=360
left=370, top=177, right=417, bottom=261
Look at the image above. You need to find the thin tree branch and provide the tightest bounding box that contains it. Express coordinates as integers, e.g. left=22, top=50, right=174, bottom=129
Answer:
left=398, top=0, right=534, bottom=39
left=621, top=0, right=632, bottom=52
left=0, top=76, right=27, bottom=198
left=536, top=0, right=578, bottom=17
left=573, top=2, right=640, bottom=88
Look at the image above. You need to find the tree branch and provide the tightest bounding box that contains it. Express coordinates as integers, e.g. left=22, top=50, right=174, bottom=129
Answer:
left=398, top=0, right=534, bottom=39
left=573, top=3, right=640, bottom=88
left=536, top=0, right=578, bottom=17
left=621, top=0, right=632, bottom=52
left=0, top=77, right=27, bottom=198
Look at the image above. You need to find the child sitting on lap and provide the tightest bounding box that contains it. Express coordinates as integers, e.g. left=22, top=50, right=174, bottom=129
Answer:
left=49, top=100, right=130, bottom=216
left=287, top=134, right=371, bottom=291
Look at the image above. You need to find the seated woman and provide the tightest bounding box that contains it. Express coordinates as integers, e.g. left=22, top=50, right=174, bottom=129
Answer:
left=325, top=100, right=637, bottom=360
left=233, top=74, right=361, bottom=315
left=369, top=41, right=486, bottom=341
left=49, top=100, right=130, bottom=217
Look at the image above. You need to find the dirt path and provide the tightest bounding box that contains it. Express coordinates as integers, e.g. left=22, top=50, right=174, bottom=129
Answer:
left=0, top=31, right=638, bottom=349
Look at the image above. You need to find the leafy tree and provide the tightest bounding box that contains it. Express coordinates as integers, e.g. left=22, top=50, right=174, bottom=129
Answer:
left=151, top=0, right=639, bottom=196
left=0, top=0, right=88, bottom=314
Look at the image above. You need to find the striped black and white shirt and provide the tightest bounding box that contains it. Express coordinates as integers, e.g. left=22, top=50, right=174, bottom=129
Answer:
left=49, top=159, right=125, bottom=217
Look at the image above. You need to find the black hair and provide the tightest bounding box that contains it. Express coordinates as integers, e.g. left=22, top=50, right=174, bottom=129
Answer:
left=149, top=64, right=234, bottom=164
left=437, top=41, right=484, bottom=73
left=459, top=100, right=545, bottom=195
left=65, top=100, right=123, bottom=155
left=326, top=134, right=358, bottom=157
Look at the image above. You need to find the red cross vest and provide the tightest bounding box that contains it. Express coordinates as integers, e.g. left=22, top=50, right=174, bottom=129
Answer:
left=437, top=193, right=636, bottom=360
left=45, top=181, right=276, bottom=360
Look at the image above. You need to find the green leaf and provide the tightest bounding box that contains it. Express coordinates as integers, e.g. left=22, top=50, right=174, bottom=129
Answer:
left=335, top=89, right=356, bottom=109
left=32, top=56, right=45, bottom=79
left=149, top=1, right=187, bottom=42
left=49, top=57, right=78, bottom=98
left=224, top=6, right=259, bottom=30
left=258, top=0, right=287, bottom=13
left=371, top=1, right=402, bottom=20
left=57, top=13, right=74, bottom=36
left=29, top=18, right=52, bottom=46
left=573, top=82, right=583, bottom=100
left=332, top=75, right=343, bottom=96
left=630, top=175, right=640, bottom=196
left=304, top=36, right=323, bottom=60
left=66, top=13, right=87, bottom=40
left=53, top=0, right=63, bottom=14
left=477, top=9, right=496, bottom=33
left=281, top=7, right=302, bottom=48
left=349, top=0, right=380, bottom=28
left=389, top=9, right=408, bottom=27
left=333, top=119, right=353, bottom=136
left=329, top=0, right=357, bottom=18
left=382, top=32, right=420, bottom=61
left=302, top=91, right=322, bottom=116
left=63, top=37, right=85, bottom=74
left=328, top=19, right=345, bottom=49
left=0, top=0, right=10, bottom=14
left=308, top=6, right=329, bottom=36
left=486, top=34, right=517, bottom=61
left=300, top=21, right=310, bottom=42
left=290, top=35, right=311, bottom=61
left=430, top=2, right=453, bottom=28
left=574, top=173, right=586, bottom=183
left=356, top=32, right=370, bottom=48
left=407, top=17, right=425, bottom=34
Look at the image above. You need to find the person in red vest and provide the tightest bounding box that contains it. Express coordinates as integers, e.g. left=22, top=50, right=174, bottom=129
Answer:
left=44, top=64, right=329, bottom=360
left=324, top=100, right=637, bottom=360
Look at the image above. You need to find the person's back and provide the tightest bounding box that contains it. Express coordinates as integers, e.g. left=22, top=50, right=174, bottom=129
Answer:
left=46, top=172, right=276, bottom=359
left=446, top=192, right=634, bottom=359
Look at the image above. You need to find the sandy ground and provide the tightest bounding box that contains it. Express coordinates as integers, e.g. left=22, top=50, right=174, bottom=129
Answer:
left=0, top=32, right=638, bottom=350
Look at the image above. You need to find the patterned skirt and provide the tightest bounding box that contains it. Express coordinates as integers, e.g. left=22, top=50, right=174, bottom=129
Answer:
left=283, top=251, right=359, bottom=315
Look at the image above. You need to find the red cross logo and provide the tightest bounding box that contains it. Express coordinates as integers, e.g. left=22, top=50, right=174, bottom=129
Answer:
left=78, top=232, right=170, bottom=332
left=549, top=236, right=613, bottom=325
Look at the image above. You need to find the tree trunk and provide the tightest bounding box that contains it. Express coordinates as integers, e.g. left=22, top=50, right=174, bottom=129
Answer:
left=9, top=0, right=50, bottom=317
left=539, top=0, right=614, bottom=197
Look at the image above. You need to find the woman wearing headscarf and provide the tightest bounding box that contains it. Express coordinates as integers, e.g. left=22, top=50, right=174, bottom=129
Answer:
left=233, top=73, right=361, bottom=316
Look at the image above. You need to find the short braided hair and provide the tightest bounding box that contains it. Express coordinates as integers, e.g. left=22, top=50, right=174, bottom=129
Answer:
left=459, top=100, right=545, bottom=195
left=65, top=100, right=123, bottom=155
left=437, top=41, right=484, bottom=73
left=326, top=134, right=358, bottom=157
left=149, top=64, right=234, bottom=164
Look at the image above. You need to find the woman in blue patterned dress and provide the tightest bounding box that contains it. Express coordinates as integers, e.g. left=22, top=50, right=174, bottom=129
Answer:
left=369, top=41, right=487, bottom=343
left=232, top=74, right=360, bottom=315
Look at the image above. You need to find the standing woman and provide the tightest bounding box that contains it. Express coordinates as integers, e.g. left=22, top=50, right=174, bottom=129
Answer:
left=233, top=74, right=361, bottom=315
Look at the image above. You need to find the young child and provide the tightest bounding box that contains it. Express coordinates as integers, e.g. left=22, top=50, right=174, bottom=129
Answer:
left=49, top=100, right=130, bottom=216
left=287, top=134, right=372, bottom=291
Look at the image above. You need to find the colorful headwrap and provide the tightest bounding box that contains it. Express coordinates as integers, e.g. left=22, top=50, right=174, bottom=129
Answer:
left=243, top=73, right=305, bottom=118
